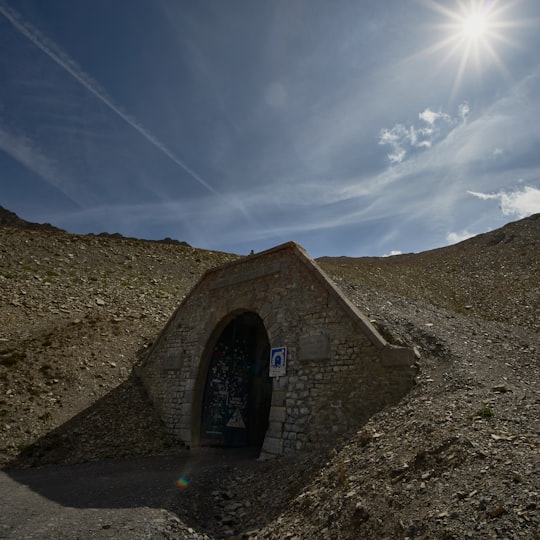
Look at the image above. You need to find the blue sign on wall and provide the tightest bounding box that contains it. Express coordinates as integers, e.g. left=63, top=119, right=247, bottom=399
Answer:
left=270, top=346, right=287, bottom=377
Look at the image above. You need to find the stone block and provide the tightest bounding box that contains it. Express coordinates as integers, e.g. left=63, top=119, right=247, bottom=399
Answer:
left=266, top=421, right=284, bottom=438
left=262, top=436, right=284, bottom=456
left=269, top=406, right=286, bottom=423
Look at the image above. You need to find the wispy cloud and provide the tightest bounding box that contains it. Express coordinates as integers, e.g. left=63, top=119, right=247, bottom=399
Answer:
left=468, top=185, right=540, bottom=218
left=0, top=1, right=217, bottom=197
left=275, top=68, right=540, bottom=250
left=0, top=125, right=85, bottom=206
left=2, top=0, right=538, bottom=258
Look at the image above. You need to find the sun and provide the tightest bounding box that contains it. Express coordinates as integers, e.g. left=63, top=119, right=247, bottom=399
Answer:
left=462, top=11, right=488, bottom=39
left=422, top=0, right=519, bottom=96
left=442, top=1, right=499, bottom=60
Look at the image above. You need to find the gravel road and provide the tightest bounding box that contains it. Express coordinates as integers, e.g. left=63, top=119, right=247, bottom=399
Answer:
left=1, top=447, right=319, bottom=539
left=1, top=449, right=259, bottom=539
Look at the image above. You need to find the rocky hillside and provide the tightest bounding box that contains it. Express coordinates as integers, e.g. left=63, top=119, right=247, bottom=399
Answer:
left=0, top=209, right=538, bottom=539
left=0, top=214, right=240, bottom=467
left=318, top=214, right=539, bottom=332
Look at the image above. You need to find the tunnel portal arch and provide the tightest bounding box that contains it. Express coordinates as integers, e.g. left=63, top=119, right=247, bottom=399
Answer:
left=194, top=311, right=272, bottom=449
left=141, top=242, right=417, bottom=459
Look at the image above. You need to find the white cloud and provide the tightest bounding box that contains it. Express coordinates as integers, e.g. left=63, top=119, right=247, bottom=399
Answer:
left=379, top=102, right=468, bottom=163
left=458, top=102, right=470, bottom=121
left=378, top=124, right=408, bottom=163
left=418, top=108, right=451, bottom=126
left=383, top=250, right=403, bottom=257
left=468, top=186, right=540, bottom=218
left=387, top=148, right=406, bottom=164
left=446, top=230, right=476, bottom=245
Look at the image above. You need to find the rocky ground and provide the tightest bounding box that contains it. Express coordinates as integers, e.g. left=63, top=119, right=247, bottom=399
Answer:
left=0, top=208, right=539, bottom=539
left=0, top=220, right=240, bottom=466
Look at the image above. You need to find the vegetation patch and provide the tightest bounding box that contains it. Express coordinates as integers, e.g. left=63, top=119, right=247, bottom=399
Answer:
left=476, top=403, right=494, bottom=418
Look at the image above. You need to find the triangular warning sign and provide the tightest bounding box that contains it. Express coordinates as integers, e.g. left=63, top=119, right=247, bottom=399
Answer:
left=226, top=408, right=246, bottom=428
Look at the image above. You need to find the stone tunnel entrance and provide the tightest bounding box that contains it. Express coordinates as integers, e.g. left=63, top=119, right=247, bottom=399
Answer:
left=199, top=312, right=272, bottom=449
left=142, top=242, right=417, bottom=458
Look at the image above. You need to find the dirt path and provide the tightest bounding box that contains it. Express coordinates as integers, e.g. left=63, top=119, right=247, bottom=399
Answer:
left=1, top=448, right=319, bottom=539
left=1, top=449, right=259, bottom=539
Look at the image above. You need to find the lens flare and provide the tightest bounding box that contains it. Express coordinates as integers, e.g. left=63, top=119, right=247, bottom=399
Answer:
left=176, top=476, right=190, bottom=489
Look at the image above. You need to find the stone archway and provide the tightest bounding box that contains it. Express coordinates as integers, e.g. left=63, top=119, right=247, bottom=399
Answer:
left=197, top=311, right=272, bottom=449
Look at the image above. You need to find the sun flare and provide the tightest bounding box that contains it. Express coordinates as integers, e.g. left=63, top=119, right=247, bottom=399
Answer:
left=449, top=3, right=497, bottom=53
left=423, top=0, right=521, bottom=97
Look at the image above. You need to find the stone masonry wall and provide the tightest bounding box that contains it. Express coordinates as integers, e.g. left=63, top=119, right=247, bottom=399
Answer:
left=140, top=243, right=416, bottom=458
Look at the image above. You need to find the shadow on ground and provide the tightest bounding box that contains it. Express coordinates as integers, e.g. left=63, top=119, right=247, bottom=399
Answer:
left=4, top=446, right=261, bottom=510
left=5, top=370, right=175, bottom=469
left=1, top=372, right=315, bottom=537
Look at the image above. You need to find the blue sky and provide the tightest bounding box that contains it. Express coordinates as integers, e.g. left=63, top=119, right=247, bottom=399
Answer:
left=1, top=0, right=539, bottom=257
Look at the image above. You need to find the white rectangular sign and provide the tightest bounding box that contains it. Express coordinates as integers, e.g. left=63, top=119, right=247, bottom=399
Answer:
left=269, top=346, right=287, bottom=377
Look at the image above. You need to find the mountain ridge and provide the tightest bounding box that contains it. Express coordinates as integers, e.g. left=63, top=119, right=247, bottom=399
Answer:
left=0, top=205, right=191, bottom=247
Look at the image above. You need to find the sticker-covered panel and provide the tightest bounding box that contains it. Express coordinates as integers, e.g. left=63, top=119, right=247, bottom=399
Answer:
left=200, top=338, right=250, bottom=446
